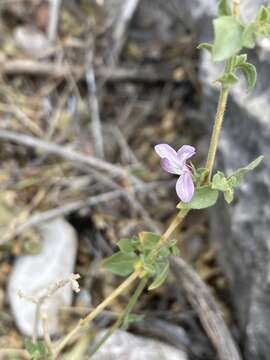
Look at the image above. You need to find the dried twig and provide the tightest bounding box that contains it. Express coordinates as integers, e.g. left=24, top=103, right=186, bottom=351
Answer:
left=18, top=274, right=80, bottom=342
left=170, top=256, right=242, bottom=360
left=42, top=314, right=53, bottom=355
left=111, top=0, right=141, bottom=63
left=0, top=130, right=130, bottom=178
left=47, top=0, right=62, bottom=42
left=85, top=43, right=104, bottom=158
left=0, top=59, right=186, bottom=83
left=0, top=181, right=167, bottom=245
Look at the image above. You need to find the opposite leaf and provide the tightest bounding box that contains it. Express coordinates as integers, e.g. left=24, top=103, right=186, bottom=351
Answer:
left=224, top=188, right=234, bottom=204
left=139, top=232, right=160, bottom=251
left=237, top=62, right=257, bottom=92
left=217, top=72, right=239, bottom=87
left=148, top=260, right=170, bottom=291
left=103, top=252, right=137, bottom=276
left=218, top=0, right=232, bottom=16
left=213, top=16, right=244, bottom=61
left=178, top=186, right=219, bottom=210
left=197, top=42, right=213, bottom=54
left=228, top=155, right=264, bottom=187
left=242, top=23, right=257, bottom=49
left=117, top=238, right=135, bottom=255
left=212, top=171, right=230, bottom=191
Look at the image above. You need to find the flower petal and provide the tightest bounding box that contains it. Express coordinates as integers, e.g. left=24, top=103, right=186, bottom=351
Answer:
left=155, top=144, right=178, bottom=162
left=176, top=171, right=194, bottom=203
left=160, top=158, right=181, bottom=175
left=177, top=145, right=196, bottom=166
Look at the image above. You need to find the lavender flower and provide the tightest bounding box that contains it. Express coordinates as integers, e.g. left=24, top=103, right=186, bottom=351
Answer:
left=155, top=144, right=196, bottom=203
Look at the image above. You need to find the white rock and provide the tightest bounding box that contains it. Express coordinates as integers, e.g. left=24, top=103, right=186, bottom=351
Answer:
left=8, top=218, right=78, bottom=336
left=91, top=330, right=187, bottom=360
left=14, top=26, right=50, bottom=58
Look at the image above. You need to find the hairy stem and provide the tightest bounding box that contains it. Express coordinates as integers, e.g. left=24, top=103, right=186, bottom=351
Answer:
left=205, top=86, right=229, bottom=182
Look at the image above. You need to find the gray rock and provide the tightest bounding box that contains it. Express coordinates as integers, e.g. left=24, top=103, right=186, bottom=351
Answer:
left=91, top=330, right=187, bottom=360
left=177, top=0, right=270, bottom=359
left=8, top=218, right=78, bottom=336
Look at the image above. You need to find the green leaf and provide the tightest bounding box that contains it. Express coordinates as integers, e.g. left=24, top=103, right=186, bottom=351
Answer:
left=171, top=243, right=180, bottom=256
left=212, top=171, right=230, bottom=191
left=148, top=260, right=170, bottom=291
left=228, top=155, right=264, bottom=187
left=242, top=23, right=257, bottom=48
left=177, top=186, right=219, bottom=210
left=256, top=5, right=270, bottom=23
left=117, top=238, right=135, bottom=255
left=224, top=188, right=234, bottom=204
left=140, top=255, right=157, bottom=275
left=25, top=339, right=47, bottom=359
left=234, top=54, right=247, bottom=67
left=212, top=16, right=244, bottom=61
left=139, top=232, right=160, bottom=251
left=237, top=62, right=257, bottom=91
left=192, top=167, right=208, bottom=186
left=218, top=0, right=232, bottom=16
left=159, top=245, right=171, bottom=258
left=217, top=72, right=239, bottom=87
left=103, top=252, right=137, bottom=276
left=197, top=42, right=213, bottom=53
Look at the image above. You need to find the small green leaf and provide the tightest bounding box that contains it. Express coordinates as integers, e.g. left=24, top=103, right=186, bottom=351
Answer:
left=212, top=171, right=230, bottom=191
left=242, top=23, right=257, bottom=48
left=140, top=255, right=157, bottom=275
left=197, top=42, right=213, bottom=53
left=171, top=243, right=180, bottom=256
left=139, top=232, right=160, bottom=250
left=228, top=155, right=264, bottom=187
left=103, top=252, right=137, bottom=276
left=218, top=0, right=232, bottom=16
left=148, top=260, right=170, bottom=291
left=159, top=245, right=171, bottom=258
left=117, top=238, right=135, bottom=255
left=237, top=62, right=257, bottom=91
left=192, top=167, right=208, bottom=186
left=177, top=186, right=219, bottom=210
left=217, top=72, right=239, bottom=87
left=234, top=54, right=247, bottom=67
left=224, top=188, right=234, bottom=204
left=256, top=5, right=270, bottom=23
left=25, top=339, right=47, bottom=359
left=213, top=16, right=244, bottom=61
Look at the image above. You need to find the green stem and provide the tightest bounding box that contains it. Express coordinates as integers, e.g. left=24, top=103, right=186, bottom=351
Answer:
left=205, top=86, right=229, bottom=182
left=89, top=277, right=148, bottom=357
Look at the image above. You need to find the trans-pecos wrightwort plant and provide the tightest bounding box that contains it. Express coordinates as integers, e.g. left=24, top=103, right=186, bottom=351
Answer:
left=22, top=1, right=269, bottom=359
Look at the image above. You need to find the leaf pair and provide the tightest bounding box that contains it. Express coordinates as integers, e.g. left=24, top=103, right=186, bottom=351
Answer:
left=103, top=232, right=179, bottom=290
left=217, top=54, right=257, bottom=91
